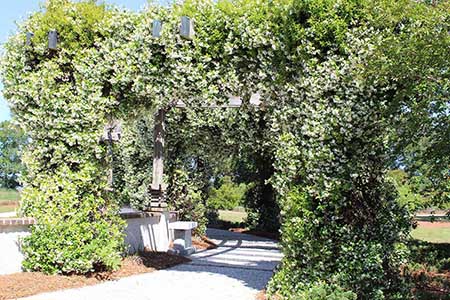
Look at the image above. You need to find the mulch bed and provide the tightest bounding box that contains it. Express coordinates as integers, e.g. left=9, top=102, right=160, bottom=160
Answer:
left=229, top=228, right=280, bottom=241
left=192, top=236, right=218, bottom=250
left=256, top=289, right=267, bottom=300
left=0, top=201, right=18, bottom=207
left=416, top=221, right=450, bottom=229
left=0, top=252, right=190, bottom=300
left=410, top=270, right=450, bottom=297
left=256, top=290, right=282, bottom=300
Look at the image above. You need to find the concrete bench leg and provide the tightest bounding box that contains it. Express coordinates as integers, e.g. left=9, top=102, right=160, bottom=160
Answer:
left=173, top=229, right=195, bottom=255
left=168, top=221, right=198, bottom=256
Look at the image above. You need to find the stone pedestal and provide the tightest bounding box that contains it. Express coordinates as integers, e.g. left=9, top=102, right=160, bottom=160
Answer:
left=168, top=221, right=198, bottom=255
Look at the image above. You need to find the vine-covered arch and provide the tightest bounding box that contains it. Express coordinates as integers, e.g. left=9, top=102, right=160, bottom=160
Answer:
left=2, top=0, right=449, bottom=299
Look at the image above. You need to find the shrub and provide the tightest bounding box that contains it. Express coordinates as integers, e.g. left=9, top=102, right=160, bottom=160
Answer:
left=207, top=176, right=247, bottom=210
left=20, top=164, right=125, bottom=274
left=0, top=0, right=127, bottom=274
left=268, top=181, right=411, bottom=300
left=292, top=282, right=357, bottom=300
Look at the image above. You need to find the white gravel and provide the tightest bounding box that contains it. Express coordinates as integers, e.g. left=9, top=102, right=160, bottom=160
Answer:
left=0, top=212, right=17, bottom=218
left=21, top=228, right=282, bottom=300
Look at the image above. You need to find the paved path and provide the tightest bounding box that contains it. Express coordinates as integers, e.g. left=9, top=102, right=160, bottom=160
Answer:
left=0, top=212, right=17, bottom=218
left=22, top=229, right=282, bottom=300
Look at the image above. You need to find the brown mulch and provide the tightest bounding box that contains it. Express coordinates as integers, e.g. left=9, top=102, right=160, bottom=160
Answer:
left=0, top=252, right=190, bottom=300
left=416, top=221, right=450, bottom=229
left=256, top=290, right=282, bottom=300
left=0, top=201, right=18, bottom=207
left=256, top=289, right=267, bottom=300
left=168, top=236, right=218, bottom=251
left=229, top=228, right=280, bottom=241
left=410, top=269, right=450, bottom=299
left=192, top=236, right=218, bottom=250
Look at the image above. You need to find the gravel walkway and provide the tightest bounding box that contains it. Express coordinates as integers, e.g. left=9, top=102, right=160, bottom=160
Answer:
left=22, top=228, right=282, bottom=300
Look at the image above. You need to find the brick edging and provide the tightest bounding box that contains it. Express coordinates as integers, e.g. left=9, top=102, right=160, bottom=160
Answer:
left=120, top=211, right=178, bottom=220
left=120, top=211, right=162, bottom=219
left=0, top=217, right=36, bottom=226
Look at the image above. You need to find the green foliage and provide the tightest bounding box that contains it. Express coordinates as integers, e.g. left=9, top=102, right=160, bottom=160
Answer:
left=207, top=176, right=247, bottom=210
left=0, top=120, right=27, bottom=188
left=370, top=0, right=450, bottom=206
left=1, top=0, right=125, bottom=274
left=388, top=169, right=429, bottom=212
left=290, top=282, right=357, bottom=300
left=1, top=0, right=448, bottom=296
left=26, top=0, right=110, bottom=52
left=236, top=149, right=280, bottom=232
left=398, top=137, right=450, bottom=208
left=20, top=163, right=125, bottom=274
left=168, top=170, right=207, bottom=236
left=269, top=185, right=411, bottom=299
left=406, top=240, right=450, bottom=300
left=407, top=240, right=450, bottom=275
left=114, top=115, right=155, bottom=209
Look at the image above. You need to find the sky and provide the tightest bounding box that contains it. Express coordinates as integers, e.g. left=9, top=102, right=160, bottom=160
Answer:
left=0, top=0, right=159, bottom=122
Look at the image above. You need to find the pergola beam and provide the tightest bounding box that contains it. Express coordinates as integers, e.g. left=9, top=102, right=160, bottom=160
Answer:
left=173, top=93, right=261, bottom=108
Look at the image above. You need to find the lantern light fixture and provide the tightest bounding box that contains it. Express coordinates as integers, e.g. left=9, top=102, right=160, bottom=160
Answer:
left=152, top=20, right=162, bottom=38
left=26, top=32, right=34, bottom=46
left=180, top=16, right=194, bottom=40
left=48, top=30, right=58, bottom=50
left=101, top=120, right=122, bottom=142
left=250, top=93, right=262, bottom=106
left=228, top=96, right=242, bottom=107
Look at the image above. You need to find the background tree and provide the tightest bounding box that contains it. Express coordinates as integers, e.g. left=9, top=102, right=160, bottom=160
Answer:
left=388, top=169, right=429, bottom=212
left=207, top=175, right=247, bottom=210
left=0, top=120, right=27, bottom=188
left=372, top=0, right=450, bottom=208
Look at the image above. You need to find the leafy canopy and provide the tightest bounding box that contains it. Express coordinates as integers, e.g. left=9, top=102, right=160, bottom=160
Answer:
left=1, top=1, right=449, bottom=299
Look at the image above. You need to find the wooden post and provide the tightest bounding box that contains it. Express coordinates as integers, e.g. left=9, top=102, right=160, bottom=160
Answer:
left=151, top=109, right=166, bottom=191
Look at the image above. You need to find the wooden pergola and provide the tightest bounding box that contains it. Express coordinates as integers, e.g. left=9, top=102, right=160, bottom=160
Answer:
left=105, top=94, right=262, bottom=210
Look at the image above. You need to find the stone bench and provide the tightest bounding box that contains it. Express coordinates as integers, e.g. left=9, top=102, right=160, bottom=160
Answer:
left=168, top=221, right=198, bottom=255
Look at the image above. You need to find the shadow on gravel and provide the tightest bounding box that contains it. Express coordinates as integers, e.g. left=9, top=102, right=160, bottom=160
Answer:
left=172, top=229, right=282, bottom=291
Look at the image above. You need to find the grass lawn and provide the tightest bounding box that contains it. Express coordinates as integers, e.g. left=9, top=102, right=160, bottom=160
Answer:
left=218, top=210, right=247, bottom=224
left=0, top=188, right=19, bottom=213
left=412, top=223, right=450, bottom=243
left=0, top=206, right=17, bottom=213
left=0, top=188, right=20, bottom=202
left=217, top=211, right=450, bottom=244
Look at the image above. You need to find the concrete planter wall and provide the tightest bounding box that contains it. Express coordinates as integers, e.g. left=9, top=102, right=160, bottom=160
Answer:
left=121, top=210, right=177, bottom=254
left=0, top=218, right=36, bottom=275
left=0, top=211, right=178, bottom=274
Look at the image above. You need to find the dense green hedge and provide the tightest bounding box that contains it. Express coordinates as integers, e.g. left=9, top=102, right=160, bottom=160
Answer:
left=1, top=1, right=126, bottom=274
left=1, top=1, right=449, bottom=299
